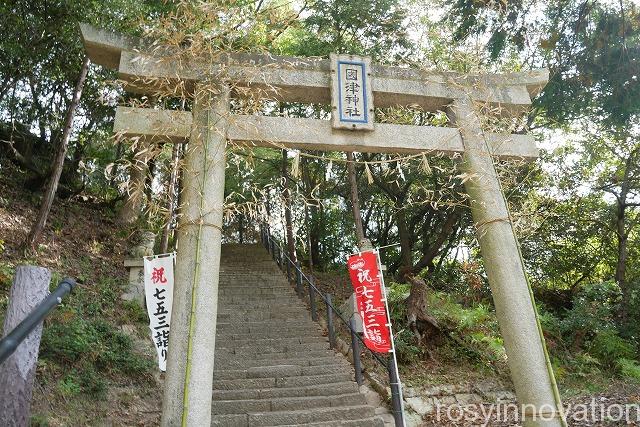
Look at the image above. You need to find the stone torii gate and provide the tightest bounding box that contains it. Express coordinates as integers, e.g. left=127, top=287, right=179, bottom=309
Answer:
left=80, top=24, right=564, bottom=427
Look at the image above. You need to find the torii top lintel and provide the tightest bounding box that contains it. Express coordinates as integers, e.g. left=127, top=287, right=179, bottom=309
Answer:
left=80, top=24, right=548, bottom=115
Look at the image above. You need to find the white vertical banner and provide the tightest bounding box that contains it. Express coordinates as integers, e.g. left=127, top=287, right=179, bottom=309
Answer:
left=143, top=252, right=175, bottom=371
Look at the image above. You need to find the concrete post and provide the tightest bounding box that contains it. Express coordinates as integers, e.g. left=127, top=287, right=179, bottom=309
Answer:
left=161, top=83, right=229, bottom=427
left=450, top=98, right=564, bottom=427
left=0, top=266, right=50, bottom=427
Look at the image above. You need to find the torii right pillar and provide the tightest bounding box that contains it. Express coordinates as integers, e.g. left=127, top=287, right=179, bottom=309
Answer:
left=450, top=98, right=566, bottom=427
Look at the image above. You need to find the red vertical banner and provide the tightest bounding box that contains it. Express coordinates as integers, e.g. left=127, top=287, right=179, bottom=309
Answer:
left=347, top=250, right=391, bottom=353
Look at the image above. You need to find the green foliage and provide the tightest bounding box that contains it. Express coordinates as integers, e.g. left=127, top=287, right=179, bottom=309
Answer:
left=122, top=300, right=149, bottom=324
left=387, top=283, right=423, bottom=362
left=617, top=359, right=640, bottom=382
left=387, top=282, right=410, bottom=304
left=386, top=282, right=506, bottom=364
left=393, top=328, right=423, bottom=364
left=280, top=0, right=411, bottom=61
left=589, top=330, right=636, bottom=367
left=30, top=414, right=50, bottom=427
left=564, top=353, right=602, bottom=379
left=58, top=373, right=82, bottom=396
left=36, top=275, right=153, bottom=399
left=561, top=282, right=622, bottom=341
left=0, top=261, right=14, bottom=291
left=41, top=317, right=153, bottom=379
left=58, top=367, right=107, bottom=398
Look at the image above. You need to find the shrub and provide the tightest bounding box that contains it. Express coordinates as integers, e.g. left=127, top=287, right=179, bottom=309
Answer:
left=58, top=373, right=82, bottom=396
left=40, top=316, right=152, bottom=397
left=589, top=330, right=636, bottom=366
left=122, top=300, right=149, bottom=324
left=561, top=281, right=622, bottom=342
left=30, top=414, right=49, bottom=427
left=393, top=328, right=423, bottom=363
left=617, top=358, right=640, bottom=382
left=41, top=320, right=97, bottom=363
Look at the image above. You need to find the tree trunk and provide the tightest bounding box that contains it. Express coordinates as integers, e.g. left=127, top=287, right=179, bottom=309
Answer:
left=301, top=156, right=321, bottom=269
left=405, top=274, right=441, bottom=358
left=412, top=210, right=460, bottom=274
left=160, top=142, right=182, bottom=253
left=311, top=204, right=323, bottom=269
left=144, top=157, right=156, bottom=208
left=615, top=202, right=630, bottom=323
left=25, top=56, right=90, bottom=248
left=614, top=151, right=635, bottom=326
left=346, top=152, right=366, bottom=243
left=304, top=202, right=314, bottom=274
left=396, top=204, right=412, bottom=279
left=238, top=214, right=244, bottom=244
left=0, top=266, right=51, bottom=426
left=109, top=139, right=124, bottom=191
left=282, top=150, right=297, bottom=263
left=118, top=139, right=153, bottom=225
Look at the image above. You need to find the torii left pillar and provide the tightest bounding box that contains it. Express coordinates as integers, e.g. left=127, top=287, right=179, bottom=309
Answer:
left=162, top=83, right=229, bottom=426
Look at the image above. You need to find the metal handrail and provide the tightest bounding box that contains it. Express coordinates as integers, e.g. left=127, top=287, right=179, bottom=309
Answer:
left=0, top=278, right=77, bottom=365
left=264, top=230, right=387, bottom=365
left=261, top=226, right=406, bottom=426
left=261, top=225, right=405, bottom=426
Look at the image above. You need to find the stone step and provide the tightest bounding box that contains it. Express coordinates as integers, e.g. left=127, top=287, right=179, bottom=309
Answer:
left=218, top=296, right=301, bottom=302
left=217, top=306, right=305, bottom=312
left=209, top=245, right=380, bottom=426
left=216, top=342, right=329, bottom=355
left=213, top=373, right=352, bottom=390
left=216, top=322, right=319, bottom=333
left=217, top=316, right=311, bottom=324
left=217, top=308, right=309, bottom=316
left=218, top=302, right=302, bottom=308
left=218, top=300, right=302, bottom=306
left=217, top=322, right=312, bottom=332
left=217, top=312, right=308, bottom=320
left=226, top=405, right=376, bottom=426
left=218, top=292, right=294, bottom=298
left=214, top=355, right=348, bottom=370
left=218, top=297, right=302, bottom=304
left=218, top=291, right=294, bottom=297
left=215, top=336, right=326, bottom=348
left=215, top=329, right=320, bottom=339
left=212, top=381, right=360, bottom=401
left=216, top=329, right=321, bottom=340
left=213, top=363, right=352, bottom=380
left=212, top=393, right=367, bottom=415
left=218, top=289, right=293, bottom=295
left=291, top=417, right=386, bottom=427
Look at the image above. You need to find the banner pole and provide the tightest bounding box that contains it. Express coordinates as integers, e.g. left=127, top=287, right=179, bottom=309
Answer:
left=374, top=249, right=406, bottom=426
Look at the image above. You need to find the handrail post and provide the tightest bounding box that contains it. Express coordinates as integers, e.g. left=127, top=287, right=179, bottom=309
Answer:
left=325, top=294, right=336, bottom=349
left=350, top=318, right=363, bottom=386
left=277, top=246, right=282, bottom=269
left=308, top=276, right=318, bottom=321
left=388, top=355, right=405, bottom=427
left=279, top=246, right=284, bottom=270
left=0, top=277, right=77, bottom=365
left=295, top=262, right=303, bottom=296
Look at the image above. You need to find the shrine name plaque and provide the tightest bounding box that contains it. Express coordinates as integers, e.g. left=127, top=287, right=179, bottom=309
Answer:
left=330, top=53, right=374, bottom=131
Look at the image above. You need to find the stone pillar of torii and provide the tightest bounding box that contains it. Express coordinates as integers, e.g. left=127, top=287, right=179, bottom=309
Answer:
left=80, top=24, right=565, bottom=427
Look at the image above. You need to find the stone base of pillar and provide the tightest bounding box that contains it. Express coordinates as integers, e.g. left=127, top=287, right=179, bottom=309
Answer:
left=123, top=259, right=145, bottom=306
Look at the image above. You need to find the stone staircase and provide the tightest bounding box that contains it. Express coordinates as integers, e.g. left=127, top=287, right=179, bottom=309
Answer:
left=212, top=244, right=384, bottom=426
